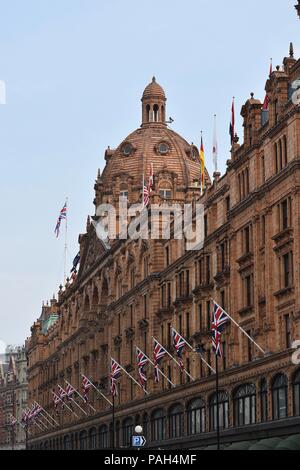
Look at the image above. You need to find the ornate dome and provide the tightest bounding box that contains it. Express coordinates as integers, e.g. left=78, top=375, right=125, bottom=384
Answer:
left=142, top=77, right=166, bottom=100
left=95, top=79, right=210, bottom=207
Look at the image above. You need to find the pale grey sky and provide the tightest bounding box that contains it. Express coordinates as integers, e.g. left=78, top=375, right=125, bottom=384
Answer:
left=0, top=0, right=298, bottom=345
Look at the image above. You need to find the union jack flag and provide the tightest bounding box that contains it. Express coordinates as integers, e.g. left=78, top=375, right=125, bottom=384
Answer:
left=211, top=301, right=229, bottom=357
left=143, top=184, right=150, bottom=207
left=171, top=327, right=185, bottom=370
left=110, top=358, right=122, bottom=397
left=66, top=383, right=76, bottom=400
left=21, top=409, right=30, bottom=428
left=33, top=403, right=42, bottom=418
left=9, top=415, right=17, bottom=426
left=52, top=391, right=61, bottom=410
left=54, top=201, right=67, bottom=238
left=57, top=384, right=67, bottom=408
left=153, top=339, right=167, bottom=383
left=136, top=347, right=149, bottom=387
left=143, top=164, right=154, bottom=207
left=82, top=375, right=92, bottom=403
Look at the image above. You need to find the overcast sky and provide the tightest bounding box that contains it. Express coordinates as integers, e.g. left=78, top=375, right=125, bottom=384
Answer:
left=0, top=0, right=298, bottom=348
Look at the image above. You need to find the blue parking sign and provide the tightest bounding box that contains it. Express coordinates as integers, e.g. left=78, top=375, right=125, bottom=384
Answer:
left=132, top=435, right=146, bottom=447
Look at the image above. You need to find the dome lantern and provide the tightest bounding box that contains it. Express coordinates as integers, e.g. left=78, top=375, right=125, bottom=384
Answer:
left=141, top=77, right=167, bottom=126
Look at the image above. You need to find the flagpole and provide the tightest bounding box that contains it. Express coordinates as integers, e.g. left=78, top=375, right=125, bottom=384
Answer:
left=213, top=114, right=218, bottom=174
left=135, top=346, right=176, bottom=388
left=82, top=375, right=113, bottom=406
left=34, top=402, right=59, bottom=426
left=215, top=355, right=220, bottom=451
left=171, top=326, right=216, bottom=374
left=54, top=392, right=79, bottom=418
left=112, top=395, right=115, bottom=450
left=212, top=301, right=265, bottom=355
left=64, top=380, right=97, bottom=412
left=64, top=197, right=68, bottom=284
left=152, top=337, right=195, bottom=381
left=112, top=358, right=150, bottom=394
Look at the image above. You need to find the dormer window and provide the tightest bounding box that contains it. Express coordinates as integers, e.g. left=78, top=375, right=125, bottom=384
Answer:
left=120, top=191, right=128, bottom=199
left=159, top=188, right=172, bottom=199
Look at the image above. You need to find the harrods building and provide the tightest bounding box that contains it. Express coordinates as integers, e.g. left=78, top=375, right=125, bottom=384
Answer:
left=26, top=46, right=300, bottom=450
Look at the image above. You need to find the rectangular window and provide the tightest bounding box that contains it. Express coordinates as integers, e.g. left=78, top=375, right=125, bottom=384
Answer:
left=198, top=304, right=203, bottom=331
left=206, top=256, right=211, bottom=284
left=281, top=200, right=289, bottom=230
left=226, top=195, right=231, bottom=213
left=244, top=226, right=251, bottom=253
left=283, top=253, right=292, bottom=288
left=261, top=215, right=266, bottom=246
left=165, top=246, right=170, bottom=266
left=245, top=275, right=253, bottom=307
left=204, top=215, right=208, bottom=238
left=284, top=315, right=292, bottom=349
left=221, top=290, right=225, bottom=310
left=186, top=312, right=190, bottom=339
left=167, top=282, right=171, bottom=307
left=206, top=301, right=211, bottom=330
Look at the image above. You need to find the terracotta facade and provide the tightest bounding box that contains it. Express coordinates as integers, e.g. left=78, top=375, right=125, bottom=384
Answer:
left=26, top=52, right=300, bottom=449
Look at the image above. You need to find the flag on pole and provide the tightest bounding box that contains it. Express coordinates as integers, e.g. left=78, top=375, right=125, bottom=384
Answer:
left=171, top=327, right=185, bottom=371
left=66, top=383, right=76, bottom=400
left=54, top=201, right=67, bottom=238
left=136, top=347, right=149, bottom=387
left=229, top=98, right=235, bottom=146
left=57, top=384, right=67, bottom=408
left=212, top=115, right=218, bottom=173
left=10, top=415, right=17, bottom=426
left=52, top=391, right=61, bottom=410
left=82, top=375, right=92, bottom=403
left=143, top=163, right=154, bottom=207
left=110, top=358, right=122, bottom=397
left=211, top=301, right=229, bottom=357
left=199, top=135, right=205, bottom=195
left=153, top=339, right=167, bottom=383
left=262, top=59, right=273, bottom=111
left=70, top=252, right=80, bottom=273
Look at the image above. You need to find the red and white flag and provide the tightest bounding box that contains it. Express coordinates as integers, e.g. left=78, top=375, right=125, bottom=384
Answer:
left=82, top=375, right=92, bottom=403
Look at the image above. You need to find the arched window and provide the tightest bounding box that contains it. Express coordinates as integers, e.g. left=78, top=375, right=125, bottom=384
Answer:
left=209, top=391, right=229, bottom=431
left=146, top=104, right=151, bottom=123
left=79, top=430, right=88, bottom=450
left=122, top=417, right=134, bottom=448
left=99, top=424, right=108, bottom=448
left=293, top=369, right=300, bottom=416
left=260, top=378, right=268, bottom=422
left=283, top=135, right=288, bottom=166
left=279, top=139, right=283, bottom=170
left=187, top=398, right=206, bottom=435
left=169, top=403, right=184, bottom=439
left=151, top=409, right=165, bottom=442
left=272, top=374, right=288, bottom=420
left=234, top=384, right=256, bottom=426
left=153, top=104, right=159, bottom=122
left=89, top=427, right=97, bottom=450
left=274, top=142, right=278, bottom=174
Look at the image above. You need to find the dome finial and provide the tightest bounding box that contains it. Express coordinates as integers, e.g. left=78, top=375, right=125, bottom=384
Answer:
left=152, top=76, right=156, bottom=83
left=290, top=42, right=294, bottom=58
